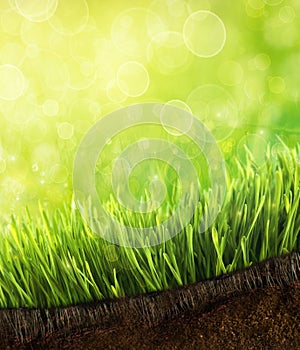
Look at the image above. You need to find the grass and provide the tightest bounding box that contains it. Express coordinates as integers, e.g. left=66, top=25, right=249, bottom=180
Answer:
left=0, top=142, right=299, bottom=309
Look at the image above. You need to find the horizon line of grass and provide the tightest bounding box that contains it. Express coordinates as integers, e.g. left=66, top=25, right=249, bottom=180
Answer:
left=0, top=142, right=299, bottom=309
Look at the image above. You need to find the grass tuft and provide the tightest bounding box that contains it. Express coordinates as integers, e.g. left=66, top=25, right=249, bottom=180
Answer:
left=0, top=143, right=299, bottom=308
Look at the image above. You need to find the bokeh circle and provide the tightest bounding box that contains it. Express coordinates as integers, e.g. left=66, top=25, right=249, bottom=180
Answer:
left=183, top=10, right=226, bottom=58
left=15, top=0, right=58, bottom=22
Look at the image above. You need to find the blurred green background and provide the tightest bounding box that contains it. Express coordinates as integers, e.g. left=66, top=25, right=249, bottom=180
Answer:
left=0, top=0, right=299, bottom=217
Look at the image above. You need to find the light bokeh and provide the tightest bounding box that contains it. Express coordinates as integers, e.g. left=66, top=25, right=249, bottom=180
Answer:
left=0, top=0, right=299, bottom=216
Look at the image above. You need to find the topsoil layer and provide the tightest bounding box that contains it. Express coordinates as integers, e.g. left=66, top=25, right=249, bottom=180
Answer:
left=1, top=251, right=300, bottom=350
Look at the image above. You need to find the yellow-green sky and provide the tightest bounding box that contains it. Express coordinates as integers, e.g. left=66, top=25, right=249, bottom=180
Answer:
left=0, top=0, right=299, bottom=215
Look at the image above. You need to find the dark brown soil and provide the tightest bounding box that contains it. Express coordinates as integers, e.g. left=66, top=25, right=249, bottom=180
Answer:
left=1, top=251, right=300, bottom=350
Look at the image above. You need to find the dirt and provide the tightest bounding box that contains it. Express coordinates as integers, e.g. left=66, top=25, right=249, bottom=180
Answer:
left=1, top=252, right=300, bottom=350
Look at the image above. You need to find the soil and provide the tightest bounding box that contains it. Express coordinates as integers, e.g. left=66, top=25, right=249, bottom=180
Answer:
left=1, top=251, right=300, bottom=350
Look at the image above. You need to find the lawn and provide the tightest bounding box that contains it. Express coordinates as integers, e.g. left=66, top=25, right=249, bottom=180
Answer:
left=0, top=141, right=298, bottom=309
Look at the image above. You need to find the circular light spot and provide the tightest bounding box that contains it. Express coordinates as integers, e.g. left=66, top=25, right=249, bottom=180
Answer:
left=237, top=134, right=268, bottom=167
left=111, top=7, right=165, bottom=58
left=15, top=0, right=58, bottom=22
left=218, top=60, right=243, bottom=86
left=279, top=6, right=295, bottom=23
left=160, top=100, right=193, bottom=136
left=0, top=65, right=25, bottom=101
left=42, top=99, right=59, bottom=117
left=117, top=61, right=149, bottom=97
left=49, top=0, right=89, bottom=35
left=220, top=138, right=235, bottom=155
left=187, top=84, right=238, bottom=141
left=263, top=0, right=284, bottom=6
left=253, top=53, right=271, bottom=71
left=47, top=164, right=68, bottom=183
left=183, top=10, right=226, bottom=58
left=268, top=76, right=285, bottom=94
left=57, top=122, right=74, bottom=140
left=147, top=31, right=191, bottom=74
left=32, top=163, right=39, bottom=172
